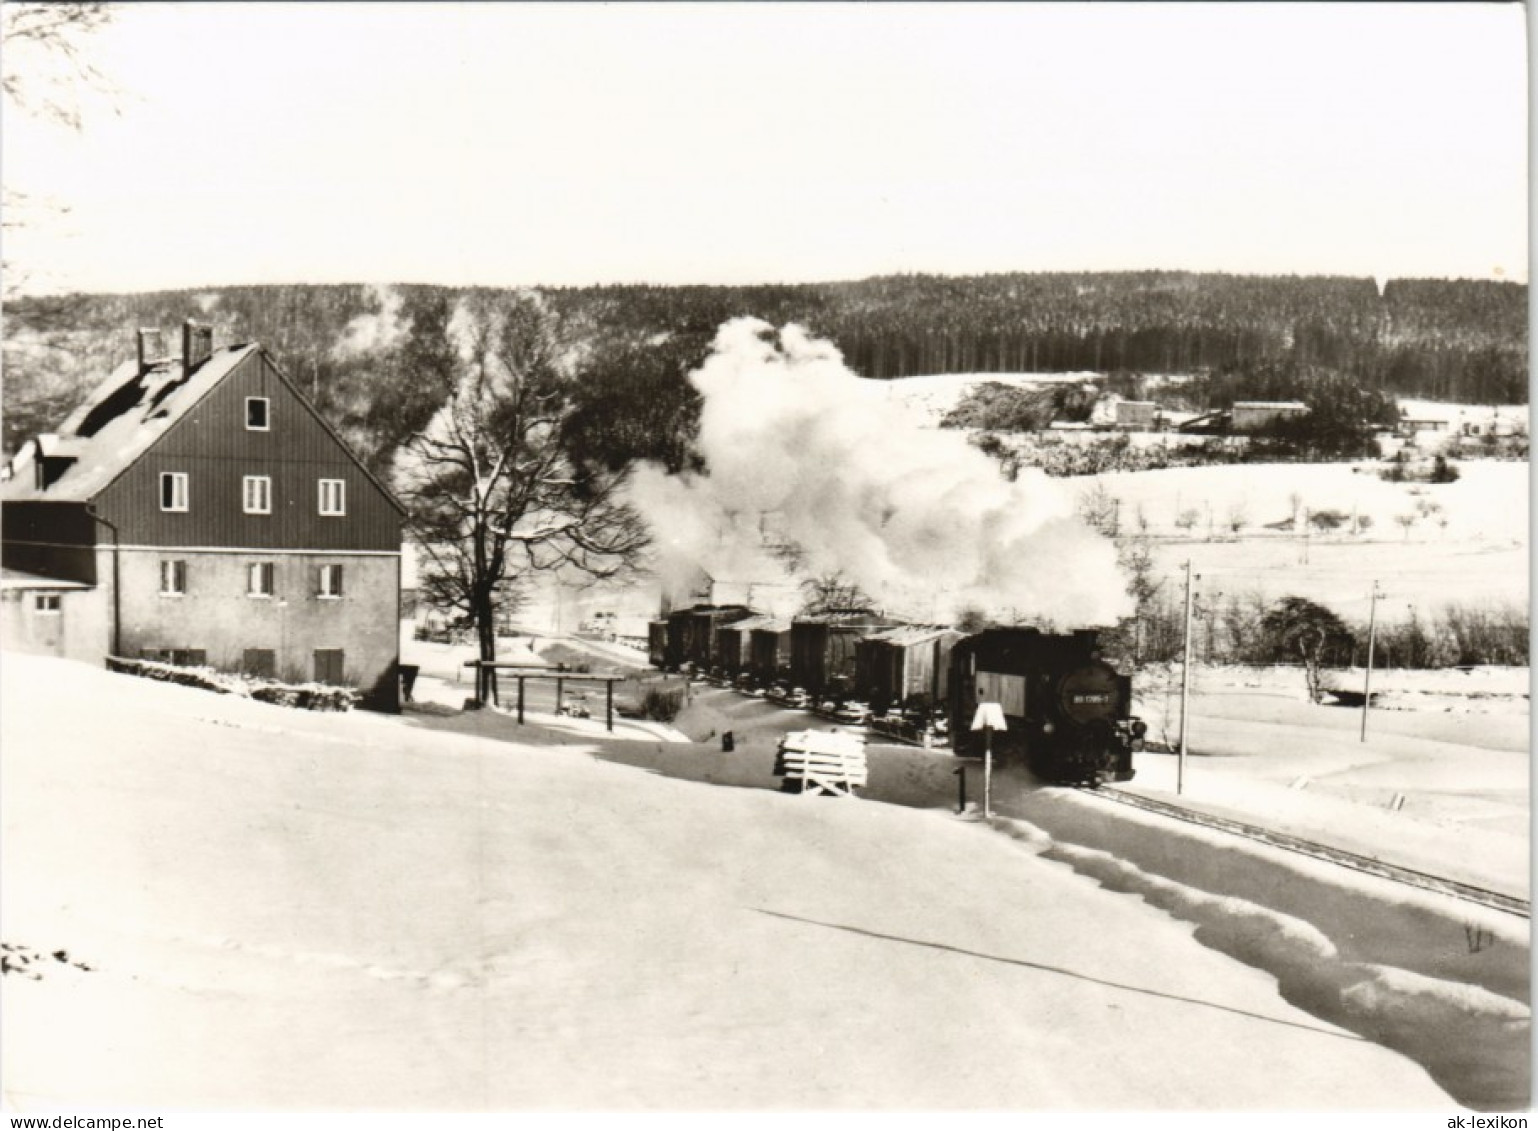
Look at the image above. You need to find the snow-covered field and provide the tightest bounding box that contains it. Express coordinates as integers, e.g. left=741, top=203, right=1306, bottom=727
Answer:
left=1083, top=459, right=1528, bottom=620
left=2, top=652, right=1527, bottom=1111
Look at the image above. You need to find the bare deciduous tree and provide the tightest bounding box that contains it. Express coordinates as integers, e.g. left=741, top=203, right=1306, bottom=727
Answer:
left=396, top=292, right=648, bottom=701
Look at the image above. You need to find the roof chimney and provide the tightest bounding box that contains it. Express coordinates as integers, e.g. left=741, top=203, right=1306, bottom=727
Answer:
left=182, top=319, right=213, bottom=373
left=136, top=328, right=170, bottom=375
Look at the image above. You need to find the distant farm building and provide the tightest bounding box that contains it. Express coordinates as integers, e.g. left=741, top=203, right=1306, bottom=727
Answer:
left=1231, top=401, right=1309, bottom=432
left=1114, top=400, right=1160, bottom=430
left=0, top=322, right=405, bottom=709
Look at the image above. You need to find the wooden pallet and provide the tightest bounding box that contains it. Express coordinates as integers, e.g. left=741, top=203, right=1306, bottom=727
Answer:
left=775, top=730, right=868, bottom=797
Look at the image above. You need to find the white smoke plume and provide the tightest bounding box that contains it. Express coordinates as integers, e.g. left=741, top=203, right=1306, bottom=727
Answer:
left=334, top=284, right=406, bottom=359
left=627, top=319, right=1134, bottom=627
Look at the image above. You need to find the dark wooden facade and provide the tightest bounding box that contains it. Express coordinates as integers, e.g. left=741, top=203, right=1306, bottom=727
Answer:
left=0, top=502, right=97, bottom=583
left=94, top=352, right=400, bottom=551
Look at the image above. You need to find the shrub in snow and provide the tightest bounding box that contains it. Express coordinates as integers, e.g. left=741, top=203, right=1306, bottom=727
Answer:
left=250, top=682, right=358, bottom=711
left=107, top=657, right=358, bottom=712
left=641, top=686, right=685, bottom=723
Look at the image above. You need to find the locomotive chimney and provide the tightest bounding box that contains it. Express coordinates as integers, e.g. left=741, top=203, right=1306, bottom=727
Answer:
left=136, top=328, right=170, bottom=375
left=182, top=319, right=213, bottom=373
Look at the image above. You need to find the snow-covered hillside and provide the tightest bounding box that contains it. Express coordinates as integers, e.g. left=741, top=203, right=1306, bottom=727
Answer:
left=2, top=653, right=1500, bottom=1111
left=850, top=371, right=1096, bottom=425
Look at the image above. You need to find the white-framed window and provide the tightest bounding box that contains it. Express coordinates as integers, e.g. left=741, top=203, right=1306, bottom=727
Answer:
left=34, top=594, right=61, bottom=614
left=318, top=478, right=346, bottom=516
left=160, top=560, right=187, bottom=596
left=245, top=397, right=270, bottom=431
left=317, top=563, right=344, bottom=599
left=159, top=471, right=189, bottom=512
left=247, top=562, right=275, bottom=597
left=243, top=475, right=272, bottom=515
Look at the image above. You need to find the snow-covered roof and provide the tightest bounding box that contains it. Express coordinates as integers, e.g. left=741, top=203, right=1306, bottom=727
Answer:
left=0, top=345, right=259, bottom=504
left=861, top=624, right=957, bottom=648
left=717, top=614, right=778, bottom=635
left=0, top=568, right=94, bottom=591
left=1232, top=400, right=1308, bottom=411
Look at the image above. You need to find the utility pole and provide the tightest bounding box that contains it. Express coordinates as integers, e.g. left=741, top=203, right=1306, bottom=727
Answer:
left=1361, top=581, right=1380, bottom=742
left=1178, top=560, right=1194, bottom=796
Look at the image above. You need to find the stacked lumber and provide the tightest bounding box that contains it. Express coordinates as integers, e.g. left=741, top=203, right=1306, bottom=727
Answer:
left=774, top=729, right=868, bottom=797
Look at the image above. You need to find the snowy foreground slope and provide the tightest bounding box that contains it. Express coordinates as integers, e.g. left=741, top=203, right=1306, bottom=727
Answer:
left=0, top=655, right=1516, bottom=1111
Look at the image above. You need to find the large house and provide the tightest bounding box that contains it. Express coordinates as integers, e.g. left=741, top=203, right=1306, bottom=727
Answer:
left=1, top=322, right=405, bottom=710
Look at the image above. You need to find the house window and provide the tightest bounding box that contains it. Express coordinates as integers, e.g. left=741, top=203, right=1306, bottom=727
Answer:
left=314, top=648, right=345, bottom=685
left=142, top=648, right=206, bottom=668
left=160, top=472, right=189, bottom=512
left=246, top=397, right=270, bottom=431
left=247, top=562, right=275, bottom=597
left=34, top=594, right=61, bottom=614
left=318, top=479, right=346, bottom=516
left=242, top=649, right=276, bottom=678
left=159, top=560, right=187, bottom=596
left=243, top=475, right=272, bottom=514
left=317, top=564, right=344, bottom=599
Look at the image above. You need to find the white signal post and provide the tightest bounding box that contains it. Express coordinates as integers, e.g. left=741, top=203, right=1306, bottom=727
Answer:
left=971, top=702, right=1007, bottom=818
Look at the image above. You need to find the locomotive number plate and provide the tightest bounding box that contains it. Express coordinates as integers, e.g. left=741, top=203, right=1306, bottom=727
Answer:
left=1070, top=693, right=1112, bottom=705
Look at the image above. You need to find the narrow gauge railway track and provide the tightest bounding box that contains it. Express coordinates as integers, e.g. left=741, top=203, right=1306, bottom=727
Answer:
left=1083, top=785, right=1530, bottom=918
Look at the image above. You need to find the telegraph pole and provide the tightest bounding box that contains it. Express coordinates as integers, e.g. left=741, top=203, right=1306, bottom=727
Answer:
left=1361, top=581, right=1380, bottom=742
left=1178, top=560, right=1194, bottom=796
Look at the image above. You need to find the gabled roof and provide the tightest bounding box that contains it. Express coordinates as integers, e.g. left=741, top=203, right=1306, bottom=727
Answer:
left=1, top=346, right=258, bottom=503
left=0, top=567, right=94, bottom=591
left=0, top=343, right=405, bottom=514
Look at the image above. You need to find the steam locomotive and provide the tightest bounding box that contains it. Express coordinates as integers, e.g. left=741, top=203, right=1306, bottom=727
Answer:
left=948, top=627, right=1144, bottom=785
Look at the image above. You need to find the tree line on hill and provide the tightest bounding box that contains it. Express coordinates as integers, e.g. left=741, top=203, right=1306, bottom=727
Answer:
left=3, top=271, right=1526, bottom=468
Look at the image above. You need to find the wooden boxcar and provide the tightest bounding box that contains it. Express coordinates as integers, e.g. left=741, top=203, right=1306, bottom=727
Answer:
left=749, top=619, right=793, bottom=684
left=789, top=613, right=896, bottom=696
left=716, top=613, right=774, bottom=676
left=689, top=605, right=755, bottom=671
left=853, top=625, right=962, bottom=711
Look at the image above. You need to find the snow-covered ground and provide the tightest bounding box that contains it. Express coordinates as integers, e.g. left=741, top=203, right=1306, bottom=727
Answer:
left=1085, top=458, right=1527, bottom=618
left=2, top=652, right=1526, bottom=1111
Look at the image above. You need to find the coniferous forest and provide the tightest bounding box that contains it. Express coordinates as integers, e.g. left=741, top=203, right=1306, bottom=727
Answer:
left=3, top=271, right=1526, bottom=470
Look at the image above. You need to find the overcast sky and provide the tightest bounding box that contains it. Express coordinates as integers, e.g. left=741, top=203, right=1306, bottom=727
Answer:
left=1, top=2, right=1528, bottom=294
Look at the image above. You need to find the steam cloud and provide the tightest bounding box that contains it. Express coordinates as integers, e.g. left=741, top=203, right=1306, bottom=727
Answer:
left=627, top=319, right=1133, bottom=627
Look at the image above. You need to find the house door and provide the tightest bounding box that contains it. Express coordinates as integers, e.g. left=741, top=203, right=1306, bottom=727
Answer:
left=314, top=649, right=345, bottom=685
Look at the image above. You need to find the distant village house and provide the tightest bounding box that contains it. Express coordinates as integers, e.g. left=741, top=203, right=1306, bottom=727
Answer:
left=1230, top=401, right=1310, bottom=432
